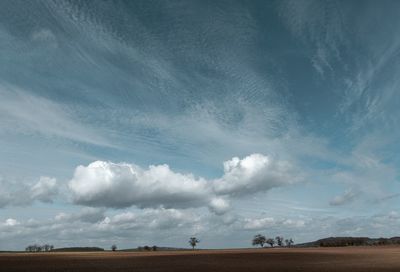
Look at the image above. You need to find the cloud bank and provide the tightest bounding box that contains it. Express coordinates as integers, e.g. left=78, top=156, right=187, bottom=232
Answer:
left=0, top=176, right=58, bottom=208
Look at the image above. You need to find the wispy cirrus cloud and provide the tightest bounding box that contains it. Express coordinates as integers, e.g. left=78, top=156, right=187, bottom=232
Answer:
left=329, top=189, right=357, bottom=206
left=277, top=0, right=347, bottom=76
left=1, top=0, right=400, bottom=251
left=0, top=83, right=112, bottom=147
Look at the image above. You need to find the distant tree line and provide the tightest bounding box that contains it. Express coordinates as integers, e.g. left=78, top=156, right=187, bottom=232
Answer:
left=252, top=234, right=294, bottom=248
left=137, top=245, right=158, bottom=251
left=318, top=237, right=368, bottom=247
left=52, top=247, right=104, bottom=252
left=110, top=245, right=158, bottom=252
left=25, top=244, right=54, bottom=252
left=26, top=236, right=201, bottom=252
left=316, top=237, right=400, bottom=247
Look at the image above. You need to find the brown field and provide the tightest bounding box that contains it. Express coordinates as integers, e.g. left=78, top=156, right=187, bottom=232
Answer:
left=2, top=246, right=400, bottom=271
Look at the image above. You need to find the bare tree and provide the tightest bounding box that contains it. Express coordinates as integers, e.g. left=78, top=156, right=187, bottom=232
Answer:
left=26, top=245, right=37, bottom=252
left=35, top=244, right=42, bottom=252
left=285, top=238, right=294, bottom=248
left=252, top=234, right=267, bottom=248
left=189, top=237, right=200, bottom=250
left=25, top=244, right=54, bottom=252
left=266, top=238, right=275, bottom=248
left=275, top=236, right=284, bottom=247
left=111, top=244, right=117, bottom=251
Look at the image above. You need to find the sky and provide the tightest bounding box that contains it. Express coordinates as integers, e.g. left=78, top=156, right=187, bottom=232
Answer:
left=1, top=0, right=400, bottom=251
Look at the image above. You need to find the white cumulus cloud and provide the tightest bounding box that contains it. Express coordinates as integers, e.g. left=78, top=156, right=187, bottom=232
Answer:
left=69, top=161, right=211, bottom=209
left=68, top=154, right=299, bottom=212
left=4, top=218, right=19, bottom=227
left=213, top=154, right=299, bottom=196
left=30, top=176, right=58, bottom=203
left=208, top=198, right=230, bottom=215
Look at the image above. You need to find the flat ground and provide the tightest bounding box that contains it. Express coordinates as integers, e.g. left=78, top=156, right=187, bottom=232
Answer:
left=2, top=246, right=400, bottom=271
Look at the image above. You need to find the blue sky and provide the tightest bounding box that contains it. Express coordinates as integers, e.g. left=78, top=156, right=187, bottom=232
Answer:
left=1, top=0, right=400, bottom=250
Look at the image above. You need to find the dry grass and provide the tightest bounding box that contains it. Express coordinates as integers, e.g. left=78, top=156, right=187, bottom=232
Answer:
left=2, top=246, right=400, bottom=271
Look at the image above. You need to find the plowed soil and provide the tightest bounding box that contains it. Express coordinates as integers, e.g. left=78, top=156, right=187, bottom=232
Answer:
left=2, top=246, right=400, bottom=271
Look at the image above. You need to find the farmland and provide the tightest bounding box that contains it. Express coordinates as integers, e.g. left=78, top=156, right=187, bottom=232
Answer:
left=2, top=246, right=400, bottom=271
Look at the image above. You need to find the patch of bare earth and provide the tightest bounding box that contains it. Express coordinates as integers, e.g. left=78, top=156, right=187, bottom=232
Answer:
left=2, top=246, right=400, bottom=271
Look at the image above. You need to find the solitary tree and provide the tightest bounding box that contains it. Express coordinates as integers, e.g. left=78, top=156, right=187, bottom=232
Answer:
left=252, top=234, right=267, bottom=248
left=275, top=236, right=284, bottom=247
left=111, top=244, right=117, bottom=251
left=266, top=238, right=275, bottom=247
left=189, top=237, right=200, bottom=250
left=285, top=238, right=294, bottom=248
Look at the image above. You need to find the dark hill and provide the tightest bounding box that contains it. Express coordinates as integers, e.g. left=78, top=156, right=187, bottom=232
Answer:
left=51, top=247, right=104, bottom=252
left=297, top=237, right=400, bottom=247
